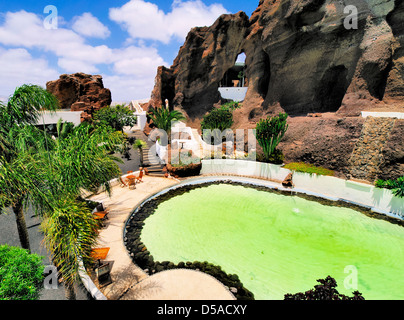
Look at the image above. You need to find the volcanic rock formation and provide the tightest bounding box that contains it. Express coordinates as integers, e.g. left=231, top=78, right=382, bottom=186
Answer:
left=46, top=73, right=112, bottom=122
left=150, top=0, right=404, bottom=124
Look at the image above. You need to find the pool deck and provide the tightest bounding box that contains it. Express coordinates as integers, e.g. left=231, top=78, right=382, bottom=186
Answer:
left=88, top=175, right=236, bottom=300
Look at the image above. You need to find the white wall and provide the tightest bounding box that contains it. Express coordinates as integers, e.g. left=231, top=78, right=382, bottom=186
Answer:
left=218, top=88, right=248, bottom=102
left=38, top=110, right=83, bottom=126
left=361, top=111, right=404, bottom=119
left=201, top=159, right=404, bottom=219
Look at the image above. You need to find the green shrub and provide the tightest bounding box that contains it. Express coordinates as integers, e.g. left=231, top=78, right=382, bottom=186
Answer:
left=221, top=101, right=241, bottom=112
left=93, top=104, right=137, bottom=132
left=0, top=245, right=44, bottom=300
left=201, top=107, right=234, bottom=132
left=285, top=276, right=364, bottom=300
left=283, top=162, right=335, bottom=176
left=201, top=107, right=234, bottom=145
left=256, top=149, right=285, bottom=164
left=255, top=113, right=288, bottom=162
left=375, top=176, right=404, bottom=198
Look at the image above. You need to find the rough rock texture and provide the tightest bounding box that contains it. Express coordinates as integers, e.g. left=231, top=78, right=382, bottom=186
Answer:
left=378, top=119, right=404, bottom=180
left=46, top=73, right=112, bottom=121
left=149, top=11, right=250, bottom=120
left=348, top=116, right=397, bottom=181
left=282, top=173, right=294, bottom=188
left=148, top=0, right=404, bottom=182
left=150, top=0, right=404, bottom=122
left=278, top=116, right=365, bottom=179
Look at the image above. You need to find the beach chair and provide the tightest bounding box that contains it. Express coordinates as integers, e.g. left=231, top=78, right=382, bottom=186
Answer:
left=119, top=176, right=128, bottom=188
left=135, top=170, right=144, bottom=183
left=93, top=211, right=109, bottom=221
left=96, top=262, right=113, bottom=288
left=127, top=177, right=137, bottom=189
left=91, top=247, right=113, bottom=287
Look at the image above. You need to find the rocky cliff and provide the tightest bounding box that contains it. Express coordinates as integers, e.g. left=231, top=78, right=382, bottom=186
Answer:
left=149, top=0, right=404, bottom=182
left=150, top=0, right=404, bottom=124
left=46, top=73, right=112, bottom=122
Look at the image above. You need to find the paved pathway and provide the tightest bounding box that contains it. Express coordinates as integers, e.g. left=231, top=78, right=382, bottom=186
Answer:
left=89, top=175, right=235, bottom=300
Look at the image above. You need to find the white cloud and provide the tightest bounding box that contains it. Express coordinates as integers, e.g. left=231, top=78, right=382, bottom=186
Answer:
left=57, top=58, right=100, bottom=74
left=104, top=74, right=155, bottom=103
left=0, top=47, right=59, bottom=95
left=0, top=10, right=169, bottom=101
left=109, top=0, right=228, bottom=44
left=0, top=0, right=227, bottom=101
left=111, top=45, right=167, bottom=75
left=72, top=12, right=111, bottom=39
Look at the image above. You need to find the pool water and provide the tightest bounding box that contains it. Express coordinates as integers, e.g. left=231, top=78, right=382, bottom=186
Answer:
left=140, top=184, right=404, bottom=300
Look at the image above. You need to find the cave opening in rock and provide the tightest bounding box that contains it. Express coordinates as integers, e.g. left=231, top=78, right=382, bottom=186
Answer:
left=218, top=52, right=248, bottom=102
left=219, top=53, right=247, bottom=88
left=363, top=61, right=393, bottom=101
left=316, top=65, right=349, bottom=112
left=258, top=51, right=271, bottom=100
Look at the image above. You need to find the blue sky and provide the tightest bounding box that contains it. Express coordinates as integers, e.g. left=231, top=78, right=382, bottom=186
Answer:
left=0, top=0, right=258, bottom=102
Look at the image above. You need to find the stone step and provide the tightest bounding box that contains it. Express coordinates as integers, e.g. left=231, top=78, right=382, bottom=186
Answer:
left=148, top=172, right=167, bottom=177
left=147, top=165, right=165, bottom=172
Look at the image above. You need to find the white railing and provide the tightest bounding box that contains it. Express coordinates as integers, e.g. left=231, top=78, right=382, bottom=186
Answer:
left=201, top=159, right=404, bottom=219
left=218, top=87, right=248, bottom=102
left=361, top=111, right=404, bottom=119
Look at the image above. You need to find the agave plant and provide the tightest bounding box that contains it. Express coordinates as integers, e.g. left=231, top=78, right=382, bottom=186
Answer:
left=255, top=113, right=289, bottom=162
left=376, top=176, right=404, bottom=198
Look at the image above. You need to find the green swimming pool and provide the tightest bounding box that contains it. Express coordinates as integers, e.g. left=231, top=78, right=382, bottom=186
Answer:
left=140, top=183, right=404, bottom=300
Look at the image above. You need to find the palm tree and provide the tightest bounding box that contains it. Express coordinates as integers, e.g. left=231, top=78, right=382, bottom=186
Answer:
left=45, top=123, right=123, bottom=198
left=148, top=106, right=186, bottom=143
left=0, top=150, right=51, bottom=251
left=134, top=139, right=147, bottom=167
left=0, top=85, right=58, bottom=251
left=0, top=84, right=125, bottom=299
left=41, top=198, right=99, bottom=300
left=38, top=123, right=124, bottom=299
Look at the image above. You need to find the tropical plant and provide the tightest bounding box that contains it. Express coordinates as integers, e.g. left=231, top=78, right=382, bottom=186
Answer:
left=0, top=85, right=125, bottom=300
left=93, top=104, right=137, bottom=132
left=44, top=123, right=124, bottom=198
left=375, top=176, right=404, bottom=198
left=284, top=276, right=364, bottom=300
left=40, top=198, right=99, bottom=300
left=0, top=245, right=45, bottom=300
left=255, top=113, right=288, bottom=162
left=56, top=119, right=75, bottom=140
left=148, top=105, right=186, bottom=139
left=134, top=139, right=147, bottom=166
left=201, top=105, right=236, bottom=145
left=2, top=84, right=59, bottom=126
left=201, top=106, right=234, bottom=132
left=256, top=149, right=285, bottom=165
left=0, top=85, right=58, bottom=251
left=221, top=101, right=241, bottom=112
